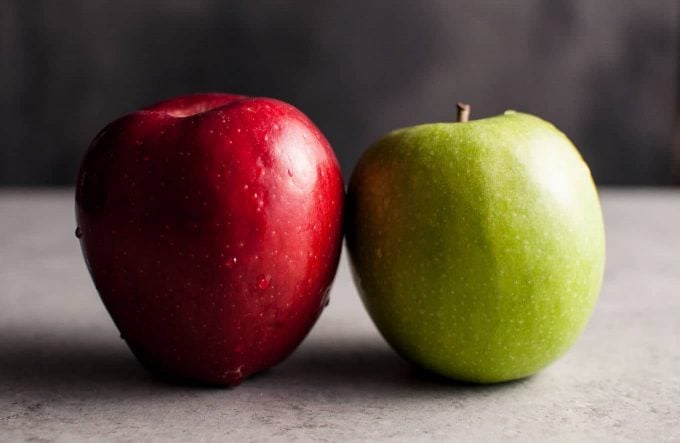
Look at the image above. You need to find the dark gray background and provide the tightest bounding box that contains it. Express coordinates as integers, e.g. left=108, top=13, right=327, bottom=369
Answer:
left=1, top=1, right=678, bottom=186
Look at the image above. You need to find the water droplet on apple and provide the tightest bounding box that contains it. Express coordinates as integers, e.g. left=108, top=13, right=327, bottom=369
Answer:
left=224, top=257, right=237, bottom=268
left=257, top=274, right=270, bottom=290
left=75, top=227, right=82, bottom=238
left=319, top=287, right=331, bottom=307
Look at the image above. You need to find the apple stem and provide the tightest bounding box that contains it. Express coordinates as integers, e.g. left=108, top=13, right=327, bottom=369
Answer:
left=457, top=102, right=471, bottom=122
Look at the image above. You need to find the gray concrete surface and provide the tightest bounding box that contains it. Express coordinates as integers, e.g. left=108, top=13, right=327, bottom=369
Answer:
left=0, top=189, right=678, bottom=442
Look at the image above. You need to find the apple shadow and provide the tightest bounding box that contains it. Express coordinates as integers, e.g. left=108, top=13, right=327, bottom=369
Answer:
left=0, top=328, right=530, bottom=406
left=0, top=330, right=160, bottom=399
left=256, top=336, right=531, bottom=400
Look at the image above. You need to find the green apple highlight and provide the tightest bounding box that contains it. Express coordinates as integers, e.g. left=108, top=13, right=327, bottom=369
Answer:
left=346, top=105, right=605, bottom=383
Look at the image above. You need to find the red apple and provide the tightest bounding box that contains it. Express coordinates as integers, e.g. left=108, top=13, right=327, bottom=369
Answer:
left=75, top=93, right=344, bottom=386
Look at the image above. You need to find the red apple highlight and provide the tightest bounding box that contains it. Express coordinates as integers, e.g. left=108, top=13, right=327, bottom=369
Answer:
left=75, top=93, right=344, bottom=386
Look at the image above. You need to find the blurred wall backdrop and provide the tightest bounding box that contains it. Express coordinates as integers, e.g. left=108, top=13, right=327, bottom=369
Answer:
left=1, top=0, right=678, bottom=186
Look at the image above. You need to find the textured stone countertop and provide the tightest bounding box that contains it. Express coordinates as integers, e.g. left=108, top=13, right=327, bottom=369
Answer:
left=0, top=189, right=678, bottom=442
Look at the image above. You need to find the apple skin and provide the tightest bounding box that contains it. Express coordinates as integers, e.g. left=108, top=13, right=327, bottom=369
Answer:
left=346, top=111, right=605, bottom=383
left=76, top=93, right=344, bottom=386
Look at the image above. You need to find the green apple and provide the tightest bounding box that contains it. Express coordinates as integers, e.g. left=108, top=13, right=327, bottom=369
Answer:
left=346, top=104, right=605, bottom=383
